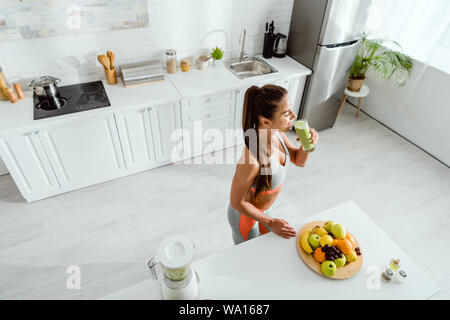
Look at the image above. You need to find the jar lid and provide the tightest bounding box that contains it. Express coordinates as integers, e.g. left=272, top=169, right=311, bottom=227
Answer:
left=157, top=235, right=193, bottom=269
left=399, top=270, right=407, bottom=278
left=165, top=49, right=177, bottom=56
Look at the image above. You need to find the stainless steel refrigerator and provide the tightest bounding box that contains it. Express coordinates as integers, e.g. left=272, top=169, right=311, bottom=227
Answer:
left=287, top=0, right=373, bottom=130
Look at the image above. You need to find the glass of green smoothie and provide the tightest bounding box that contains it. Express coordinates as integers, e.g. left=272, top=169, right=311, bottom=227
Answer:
left=294, top=119, right=315, bottom=152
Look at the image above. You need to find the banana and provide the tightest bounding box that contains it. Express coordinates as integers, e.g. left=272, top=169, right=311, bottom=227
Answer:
left=300, top=228, right=313, bottom=254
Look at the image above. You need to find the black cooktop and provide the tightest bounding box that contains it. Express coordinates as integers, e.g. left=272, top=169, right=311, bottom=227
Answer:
left=33, top=80, right=111, bottom=120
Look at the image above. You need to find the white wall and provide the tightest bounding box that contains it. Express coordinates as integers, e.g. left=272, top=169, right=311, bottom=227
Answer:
left=0, top=0, right=294, bottom=175
left=0, top=0, right=294, bottom=85
left=348, top=59, right=450, bottom=166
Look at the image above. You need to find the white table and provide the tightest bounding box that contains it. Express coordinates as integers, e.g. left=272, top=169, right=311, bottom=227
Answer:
left=101, top=201, right=439, bottom=300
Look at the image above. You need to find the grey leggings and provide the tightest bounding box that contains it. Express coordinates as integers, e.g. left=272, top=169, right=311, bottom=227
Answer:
left=227, top=203, right=272, bottom=245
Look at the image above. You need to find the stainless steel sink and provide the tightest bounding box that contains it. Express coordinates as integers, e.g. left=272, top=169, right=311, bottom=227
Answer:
left=229, top=57, right=278, bottom=79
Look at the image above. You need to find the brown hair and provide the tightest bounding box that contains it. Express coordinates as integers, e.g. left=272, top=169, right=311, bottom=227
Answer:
left=242, top=84, right=287, bottom=199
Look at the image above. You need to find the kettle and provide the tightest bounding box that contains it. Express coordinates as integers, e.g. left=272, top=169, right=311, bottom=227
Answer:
left=273, top=33, right=287, bottom=58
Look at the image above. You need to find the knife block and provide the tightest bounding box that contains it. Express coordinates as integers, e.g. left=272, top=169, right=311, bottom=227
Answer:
left=104, top=68, right=118, bottom=85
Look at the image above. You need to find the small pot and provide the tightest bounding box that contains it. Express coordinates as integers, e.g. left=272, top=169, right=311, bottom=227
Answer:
left=29, top=76, right=61, bottom=98
left=347, top=77, right=365, bottom=92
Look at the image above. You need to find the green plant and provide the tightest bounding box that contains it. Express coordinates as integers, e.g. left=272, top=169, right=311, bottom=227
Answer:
left=210, top=47, right=224, bottom=60
left=349, top=33, right=413, bottom=87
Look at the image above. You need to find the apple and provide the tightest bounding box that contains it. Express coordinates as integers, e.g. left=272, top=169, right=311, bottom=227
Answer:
left=345, top=250, right=358, bottom=263
left=308, top=234, right=321, bottom=249
left=320, top=235, right=333, bottom=247
left=321, top=260, right=337, bottom=277
left=334, top=255, right=346, bottom=268
left=331, top=223, right=346, bottom=239
left=312, top=227, right=328, bottom=237
left=323, top=220, right=335, bottom=233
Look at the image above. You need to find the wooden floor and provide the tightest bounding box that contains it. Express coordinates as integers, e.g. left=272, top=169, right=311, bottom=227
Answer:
left=0, top=102, right=449, bottom=299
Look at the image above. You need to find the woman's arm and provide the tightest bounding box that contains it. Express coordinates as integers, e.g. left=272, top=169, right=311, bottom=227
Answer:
left=230, top=159, right=273, bottom=227
left=281, top=129, right=318, bottom=167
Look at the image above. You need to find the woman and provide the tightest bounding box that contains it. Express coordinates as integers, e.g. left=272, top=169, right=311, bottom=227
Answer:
left=227, top=84, right=318, bottom=245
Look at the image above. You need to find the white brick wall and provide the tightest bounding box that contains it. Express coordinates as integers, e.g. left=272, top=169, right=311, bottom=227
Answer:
left=0, top=0, right=294, bottom=85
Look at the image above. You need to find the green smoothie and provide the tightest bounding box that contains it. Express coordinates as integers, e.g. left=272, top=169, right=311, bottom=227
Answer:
left=294, top=120, right=315, bottom=152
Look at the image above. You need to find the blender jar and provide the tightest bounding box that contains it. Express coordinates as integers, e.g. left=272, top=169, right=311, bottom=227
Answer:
left=148, top=235, right=194, bottom=282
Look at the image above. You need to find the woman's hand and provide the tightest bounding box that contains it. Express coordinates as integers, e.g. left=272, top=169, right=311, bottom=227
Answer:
left=269, top=218, right=297, bottom=239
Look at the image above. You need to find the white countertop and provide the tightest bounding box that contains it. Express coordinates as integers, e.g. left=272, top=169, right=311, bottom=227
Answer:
left=166, top=55, right=312, bottom=98
left=0, top=55, right=311, bottom=136
left=101, top=201, right=440, bottom=300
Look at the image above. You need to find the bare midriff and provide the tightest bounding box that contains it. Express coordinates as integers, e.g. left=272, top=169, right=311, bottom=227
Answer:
left=245, top=186, right=282, bottom=211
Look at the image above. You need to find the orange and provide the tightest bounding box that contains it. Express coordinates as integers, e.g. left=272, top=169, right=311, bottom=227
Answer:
left=346, top=233, right=356, bottom=246
left=332, top=239, right=338, bottom=246
left=313, top=247, right=326, bottom=263
left=337, top=239, right=353, bottom=255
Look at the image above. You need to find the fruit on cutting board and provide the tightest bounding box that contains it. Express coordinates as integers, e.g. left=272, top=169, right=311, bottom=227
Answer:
left=331, top=223, right=346, bottom=239
left=336, top=239, right=353, bottom=255
left=346, top=233, right=356, bottom=246
left=323, top=220, right=335, bottom=233
left=320, top=235, right=333, bottom=247
left=334, top=255, right=346, bottom=268
left=345, top=250, right=358, bottom=263
left=299, top=220, right=361, bottom=277
left=321, top=260, right=337, bottom=277
left=312, top=227, right=328, bottom=237
left=300, top=228, right=313, bottom=254
left=313, top=247, right=326, bottom=263
left=308, top=234, right=321, bottom=249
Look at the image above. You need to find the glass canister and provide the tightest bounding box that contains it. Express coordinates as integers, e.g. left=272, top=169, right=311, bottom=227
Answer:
left=0, top=66, right=9, bottom=101
left=165, top=49, right=177, bottom=74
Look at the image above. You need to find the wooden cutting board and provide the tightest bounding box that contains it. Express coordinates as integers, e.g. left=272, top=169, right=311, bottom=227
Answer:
left=296, top=220, right=363, bottom=280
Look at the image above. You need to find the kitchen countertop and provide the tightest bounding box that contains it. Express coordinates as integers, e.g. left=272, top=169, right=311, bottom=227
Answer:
left=100, top=201, right=440, bottom=300
left=166, top=55, right=312, bottom=98
left=0, top=55, right=311, bottom=136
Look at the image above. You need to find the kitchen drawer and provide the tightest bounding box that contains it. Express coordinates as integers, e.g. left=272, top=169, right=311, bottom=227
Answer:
left=187, top=101, right=234, bottom=123
left=188, top=91, right=233, bottom=107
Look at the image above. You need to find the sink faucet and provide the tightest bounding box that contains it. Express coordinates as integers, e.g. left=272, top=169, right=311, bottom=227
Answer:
left=239, top=29, right=248, bottom=62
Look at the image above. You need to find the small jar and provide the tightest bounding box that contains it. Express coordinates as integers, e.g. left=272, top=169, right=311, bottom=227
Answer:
left=397, top=270, right=407, bottom=283
left=381, top=267, right=394, bottom=281
left=388, top=258, right=400, bottom=272
left=180, top=58, right=191, bottom=72
left=165, top=49, right=177, bottom=74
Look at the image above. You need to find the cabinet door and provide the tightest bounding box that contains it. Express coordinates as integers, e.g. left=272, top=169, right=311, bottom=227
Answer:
left=115, top=107, right=157, bottom=171
left=149, top=102, right=182, bottom=163
left=0, top=130, right=60, bottom=201
left=39, top=114, right=125, bottom=190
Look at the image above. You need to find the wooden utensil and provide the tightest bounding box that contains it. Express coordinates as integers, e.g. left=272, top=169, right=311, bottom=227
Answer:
left=296, top=220, right=363, bottom=280
left=98, top=54, right=110, bottom=70
left=107, top=51, right=115, bottom=69
left=97, top=55, right=108, bottom=70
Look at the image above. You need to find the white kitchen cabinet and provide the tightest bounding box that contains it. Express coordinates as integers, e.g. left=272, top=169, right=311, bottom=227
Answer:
left=38, top=113, right=125, bottom=191
left=181, top=90, right=236, bottom=159
left=148, top=102, right=182, bottom=163
left=0, top=129, right=60, bottom=201
left=114, top=106, right=157, bottom=171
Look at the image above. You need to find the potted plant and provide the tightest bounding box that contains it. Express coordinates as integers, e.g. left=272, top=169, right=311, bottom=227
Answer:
left=347, top=33, right=413, bottom=92
left=210, top=47, right=224, bottom=67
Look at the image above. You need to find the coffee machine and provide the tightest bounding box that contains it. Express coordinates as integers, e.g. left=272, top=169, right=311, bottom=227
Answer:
left=148, top=235, right=199, bottom=300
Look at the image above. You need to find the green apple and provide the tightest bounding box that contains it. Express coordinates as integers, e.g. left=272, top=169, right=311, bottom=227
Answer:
left=334, top=255, right=346, bottom=268
left=312, top=227, right=328, bottom=237
left=320, top=235, right=333, bottom=247
left=331, top=223, right=346, bottom=239
left=308, top=234, right=321, bottom=249
left=323, top=220, right=335, bottom=233
left=321, top=260, right=337, bottom=277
